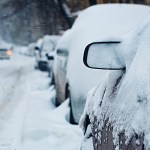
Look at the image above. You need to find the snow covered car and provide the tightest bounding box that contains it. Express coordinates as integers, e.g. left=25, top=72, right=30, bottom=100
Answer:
left=34, top=38, right=43, bottom=69
left=53, top=30, right=71, bottom=105
left=45, top=35, right=61, bottom=77
left=63, top=4, right=150, bottom=124
left=80, top=12, right=150, bottom=150
left=35, top=35, right=60, bottom=71
left=0, top=47, right=12, bottom=59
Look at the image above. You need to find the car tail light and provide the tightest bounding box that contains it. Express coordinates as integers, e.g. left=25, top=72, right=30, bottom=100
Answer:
left=6, top=50, right=12, bottom=56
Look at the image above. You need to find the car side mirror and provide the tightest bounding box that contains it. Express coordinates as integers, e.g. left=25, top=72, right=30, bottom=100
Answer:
left=56, top=48, right=68, bottom=57
left=46, top=53, right=54, bottom=60
left=83, top=41, right=125, bottom=70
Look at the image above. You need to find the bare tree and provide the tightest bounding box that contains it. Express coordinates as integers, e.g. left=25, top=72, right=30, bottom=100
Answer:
left=0, top=0, right=69, bottom=45
left=56, top=0, right=75, bottom=28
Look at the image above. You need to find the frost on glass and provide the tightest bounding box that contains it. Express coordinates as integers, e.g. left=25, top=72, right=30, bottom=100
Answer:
left=87, top=43, right=124, bottom=69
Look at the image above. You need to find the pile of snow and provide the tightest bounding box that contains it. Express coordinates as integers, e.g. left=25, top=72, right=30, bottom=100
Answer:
left=15, top=46, right=30, bottom=56
left=20, top=96, right=82, bottom=150
left=19, top=72, right=82, bottom=150
left=0, top=53, right=82, bottom=150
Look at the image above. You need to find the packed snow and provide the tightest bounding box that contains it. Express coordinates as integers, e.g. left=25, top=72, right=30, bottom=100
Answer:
left=0, top=52, right=82, bottom=150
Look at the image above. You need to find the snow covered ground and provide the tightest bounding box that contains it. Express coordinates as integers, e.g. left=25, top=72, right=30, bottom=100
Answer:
left=0, top=53, right=83, bottom=150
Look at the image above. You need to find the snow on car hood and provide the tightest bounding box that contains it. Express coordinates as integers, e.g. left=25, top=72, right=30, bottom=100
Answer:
left=80, top=16, right=150, bottom=149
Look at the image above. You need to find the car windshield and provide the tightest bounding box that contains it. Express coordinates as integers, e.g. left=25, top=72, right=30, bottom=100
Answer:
left=0, top=49, right=7, bottom=51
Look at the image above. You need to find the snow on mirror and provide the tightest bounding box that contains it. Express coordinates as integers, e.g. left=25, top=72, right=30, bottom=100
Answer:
left=84, top=42, right=125, bottom=70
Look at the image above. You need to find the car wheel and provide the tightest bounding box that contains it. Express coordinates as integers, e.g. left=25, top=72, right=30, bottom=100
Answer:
left=66, top=86, right=76, bottom=124
left=38, top=61, right=48, bottom=71
left=47, top=68, right=51, bottom=77
left=51, top=73, right=55, bottom=85
left=34, top=65, right=38, bottom=70
left=55, top=97, right=60, bottom=107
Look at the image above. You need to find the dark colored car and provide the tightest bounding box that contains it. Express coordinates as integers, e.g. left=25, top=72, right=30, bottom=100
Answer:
left=0, top=48, right=12, bottom=59
left=80, top=16, right=150, bottom=150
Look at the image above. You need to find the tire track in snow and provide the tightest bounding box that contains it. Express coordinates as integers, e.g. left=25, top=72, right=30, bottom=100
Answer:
left=0, top=57, right=35, bottom=150
left=0, top=68, right=22, bottom=113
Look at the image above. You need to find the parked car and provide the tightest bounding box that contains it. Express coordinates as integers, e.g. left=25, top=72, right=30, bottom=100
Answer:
left=34, top=38, right=43, bottom=69
left=0, top=47, right=13, bottom=59
left=57, top=4, right=150, bottom=124
left=34, top=35, right=60, bottom=71
left=45, top=35, right=61, bottom=77
left=53, top=30, right=71, bottom=104
left=80, top=12, right=150, bottom=150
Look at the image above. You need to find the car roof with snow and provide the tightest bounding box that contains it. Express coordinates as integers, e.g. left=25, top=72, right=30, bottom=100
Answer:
left=71, top=4, right=150, bottom=42
left=55, top=30, right=71, bottom=50
left=0, top=41, right=13, bottom=50
left=67, top=4, right=150, bottom=92
left=42, top=35, right=61, bottom=52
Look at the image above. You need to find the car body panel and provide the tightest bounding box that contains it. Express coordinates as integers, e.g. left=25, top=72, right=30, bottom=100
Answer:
left=66, top=4, right=150, bottom=123
left=80, top=16, right=150, bottom=149
left=53, top=30, right=71, bottom=104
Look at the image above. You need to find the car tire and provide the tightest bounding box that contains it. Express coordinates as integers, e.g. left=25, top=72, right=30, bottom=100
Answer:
left=51, top=73, right=55, bottom=85
left=69, top=97, right=77, bottom=124
left=66, top=86, right=76, bottom=124
left=55, top=97, right=60, bottom=107
left=38, top=61, right=48, bottom=71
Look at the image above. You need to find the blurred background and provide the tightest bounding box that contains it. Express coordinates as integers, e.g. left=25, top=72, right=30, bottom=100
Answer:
left=0, top=0, right=150, bottom=45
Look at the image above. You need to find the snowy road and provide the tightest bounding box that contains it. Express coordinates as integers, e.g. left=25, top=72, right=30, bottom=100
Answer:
left=0, top=54, right=82, bottom=150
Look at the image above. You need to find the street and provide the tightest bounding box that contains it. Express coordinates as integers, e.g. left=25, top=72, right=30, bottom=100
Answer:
left=0, top=54, right=82, bottom=150
left=1, top=1, right=150, bottom=149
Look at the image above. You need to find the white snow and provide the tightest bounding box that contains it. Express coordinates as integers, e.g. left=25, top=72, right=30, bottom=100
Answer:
left=42, top=35, right=61, bottom=52
left=0, top=52, right=82, bottom=150
left=80, top=13, right=150, bottom=150
left=66, top=4, right=150, bottom=123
